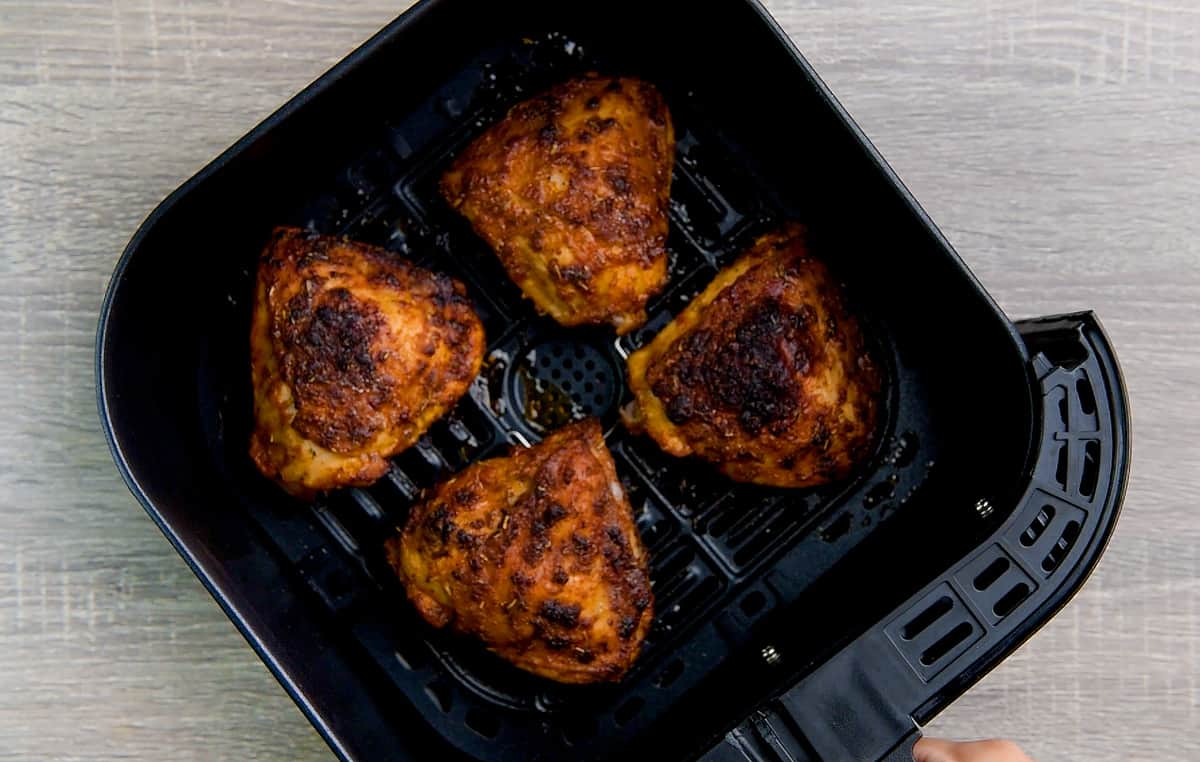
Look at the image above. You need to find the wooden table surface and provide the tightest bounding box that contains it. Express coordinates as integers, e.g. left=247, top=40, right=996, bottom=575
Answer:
left=1, top=1, right=1196, bottom=759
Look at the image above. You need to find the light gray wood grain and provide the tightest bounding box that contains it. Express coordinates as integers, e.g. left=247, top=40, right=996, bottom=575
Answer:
left=0, top=1, right=1195, bottom=760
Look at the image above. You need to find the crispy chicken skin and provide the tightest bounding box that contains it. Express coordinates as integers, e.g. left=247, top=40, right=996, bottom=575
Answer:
left=387, top=419, right=653, bottom=684
left=441, top=74, right=674, bottom=334
left=624, top=224, right=881, bottom=488
left=249, top=227, right=485, bottom=499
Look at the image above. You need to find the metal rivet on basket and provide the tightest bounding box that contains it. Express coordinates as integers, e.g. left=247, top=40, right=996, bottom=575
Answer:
left=760, top=645, right=782, bottom=666
left=974, top=498, right=994, bottom=519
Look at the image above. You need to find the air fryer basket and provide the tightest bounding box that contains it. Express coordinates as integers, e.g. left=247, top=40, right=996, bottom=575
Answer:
left=96, top=1, right=1130, bottom=760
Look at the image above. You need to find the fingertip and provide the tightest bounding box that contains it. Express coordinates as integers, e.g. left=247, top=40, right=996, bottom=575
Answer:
left=913, top=736, right=953, bottom=762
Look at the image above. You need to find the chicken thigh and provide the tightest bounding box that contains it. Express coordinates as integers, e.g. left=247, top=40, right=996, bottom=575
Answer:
left=624, top=224, right=880, bottom=488
left=441, top=74, right=674, bottom=334
left=387, top=419, right=653, bottom=684
left=249, top=227, right=485, bottom=498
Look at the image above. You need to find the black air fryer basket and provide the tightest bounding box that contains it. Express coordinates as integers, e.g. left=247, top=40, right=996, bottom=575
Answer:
left=96, top=1, right=1130, bottom=760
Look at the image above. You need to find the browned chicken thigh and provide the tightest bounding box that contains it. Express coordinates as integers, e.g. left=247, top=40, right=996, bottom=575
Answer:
left=624, top=224, right=880, bottom=488
left=249, top=227, right=485, bottom=498
left=441, top=74, right=674, bottom=334
left=387, top=419, right=653, bottom=684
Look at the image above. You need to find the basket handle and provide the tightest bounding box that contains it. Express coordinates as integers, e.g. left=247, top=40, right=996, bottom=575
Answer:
left=702, top=312, right=1130, bottom=762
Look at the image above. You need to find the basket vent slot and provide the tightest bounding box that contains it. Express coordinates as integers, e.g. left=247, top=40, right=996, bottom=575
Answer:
left=863, top=480, right=895, bottom=509
left=382, top=466, right=420, bottom=501
left=296, top=545, right=359, bottom=614
left=992, top=582, right=1031, bottom=618
left=1076, top=378, right=1097, bottom=416
left=1021, top=505, right=1055, bottom=547
left=732, top=526, right=776, bottom=567
left=393, top=445, right=443, bottom=490
left=661, top=576, right=721, bottom=634
left=648, top=542, right=723, bottom=639
left=1012, top=497, right=1087, bottom=580
left=901, top=595, right=953, bottom=641
left=624, top=478, right=676, bottom=553
left=429, top=404, right=495, bottom=468
left=819, top=513, right=852, bottom=543
left=349, top=488, right=386, bottom=521
left=723, top=499, right=780, bottom=546
left=920, top=621, right=974, bottom=666
left=957, top=546, right=1037, bottom=626
left=1054, top=443, right=1069, bottom=492
left=1079, top=440, right=1100, bottom=499
left=973, top=557, right=1010, bottom=591
left=614, top=696, right=645, bottom=727
left=634, top=497, right=675, bottom=552
left=312, top=506, right=359, bottom=555
left=1042, top=520, right=1082, bottom=573
left=654, top=659, right=685, bottom=689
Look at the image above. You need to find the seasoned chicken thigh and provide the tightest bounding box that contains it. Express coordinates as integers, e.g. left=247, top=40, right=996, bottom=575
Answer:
left=441, top=74, right=674, bottom=334
left=624, top=224, right=880, bottom=488
left=387, top=419, right=653, bottom=684
left=249, top=227, right=484, bottom=498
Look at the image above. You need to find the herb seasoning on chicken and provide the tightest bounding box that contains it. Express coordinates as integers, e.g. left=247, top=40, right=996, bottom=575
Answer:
left=441, top=74, right=674, bottom=334
left=624, top=224, right=880, bottom=488
left=249, top=228, right=485, bottom=498
left=388, top=419, right=653, bottom=684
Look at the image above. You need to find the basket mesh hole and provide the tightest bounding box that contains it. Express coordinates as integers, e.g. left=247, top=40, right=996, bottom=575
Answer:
left=515, top=339, right=619, bottom=430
